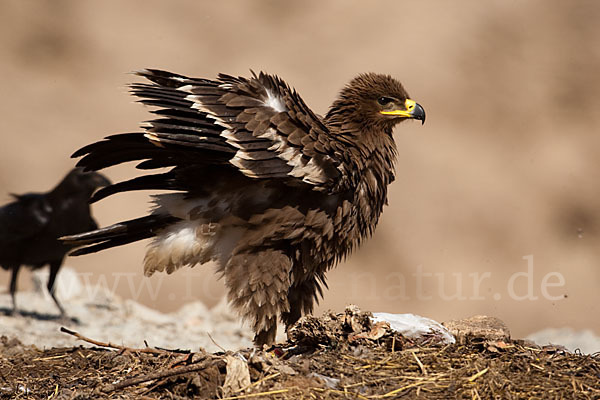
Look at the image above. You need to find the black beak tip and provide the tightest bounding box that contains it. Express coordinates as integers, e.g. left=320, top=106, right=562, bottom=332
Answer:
left=414, top=103, right=426, bottom=125
left=95, top=174, right=112, bottom=187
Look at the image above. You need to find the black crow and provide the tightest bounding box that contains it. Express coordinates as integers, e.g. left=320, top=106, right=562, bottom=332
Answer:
left=0, top=168, right=110, bottom=316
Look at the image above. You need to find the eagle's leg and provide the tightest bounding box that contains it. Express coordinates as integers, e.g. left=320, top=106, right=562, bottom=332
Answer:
left=253, top=322, right=278, bottom=346
left=281, top=275, right=323, bottom=331
left=222, top=250, right=292, bottom=347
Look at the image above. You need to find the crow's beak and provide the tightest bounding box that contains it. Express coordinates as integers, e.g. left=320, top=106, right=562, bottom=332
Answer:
left=92, top=173, right=111, bottom=188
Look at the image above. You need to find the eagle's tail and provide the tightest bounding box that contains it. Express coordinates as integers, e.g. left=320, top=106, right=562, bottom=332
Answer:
left=61, top=214, right=180, bottom=256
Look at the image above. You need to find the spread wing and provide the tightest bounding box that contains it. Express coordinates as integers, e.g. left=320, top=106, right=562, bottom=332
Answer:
left=75, top=69, right=347, bottom=200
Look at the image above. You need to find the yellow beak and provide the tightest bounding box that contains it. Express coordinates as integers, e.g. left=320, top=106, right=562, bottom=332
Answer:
left=380, top=99, right=426, bottom=124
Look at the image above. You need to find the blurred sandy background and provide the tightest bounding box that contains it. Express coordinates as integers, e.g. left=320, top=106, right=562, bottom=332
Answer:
left=1, top=0, right=598, bottom=339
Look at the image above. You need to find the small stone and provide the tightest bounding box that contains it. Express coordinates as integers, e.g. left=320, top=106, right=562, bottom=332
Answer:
left=443, top=315, right=510, bottom=341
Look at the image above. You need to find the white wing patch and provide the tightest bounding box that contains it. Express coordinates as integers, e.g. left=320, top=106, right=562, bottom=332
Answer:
left=144, top=193, right=252, bottom=276
left=144, top=219, right=216, bottom=276
left=264, top=89, right=287, bottom=113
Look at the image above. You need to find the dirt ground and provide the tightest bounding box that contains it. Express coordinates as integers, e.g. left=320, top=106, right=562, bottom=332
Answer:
left=1, top=308, right=598, bottom=400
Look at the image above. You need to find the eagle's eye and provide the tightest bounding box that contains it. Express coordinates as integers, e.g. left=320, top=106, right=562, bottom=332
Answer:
left=377, top=96, right=394, bottom=106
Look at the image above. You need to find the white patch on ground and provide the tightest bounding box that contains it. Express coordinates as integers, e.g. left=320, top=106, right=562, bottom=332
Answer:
left=526, top=328, right=600, bottom=354
left=371, top=312, right=456, bottom=344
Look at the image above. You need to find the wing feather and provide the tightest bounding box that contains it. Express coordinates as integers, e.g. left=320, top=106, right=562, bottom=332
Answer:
left=73, top=69, right=347, bottom=200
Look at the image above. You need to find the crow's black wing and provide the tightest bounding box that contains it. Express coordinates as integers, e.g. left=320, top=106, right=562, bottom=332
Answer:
left=0, top=194, right=51, bottom=244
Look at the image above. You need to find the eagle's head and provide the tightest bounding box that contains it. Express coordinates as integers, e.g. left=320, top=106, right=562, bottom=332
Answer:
left=326, top=73, right=425, bottom=135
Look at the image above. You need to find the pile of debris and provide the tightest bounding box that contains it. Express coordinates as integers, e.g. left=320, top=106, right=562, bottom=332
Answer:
left=1, top=306, right=598, bottom=399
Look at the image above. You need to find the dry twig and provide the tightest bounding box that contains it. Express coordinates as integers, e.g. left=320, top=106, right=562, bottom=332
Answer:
left=100, top=356, right=217, bottom=393
left=60, top=326, right=169, bottom=355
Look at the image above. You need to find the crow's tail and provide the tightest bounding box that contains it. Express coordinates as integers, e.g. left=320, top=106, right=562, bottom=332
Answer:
left=61, top=214, right=180, bottom=256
